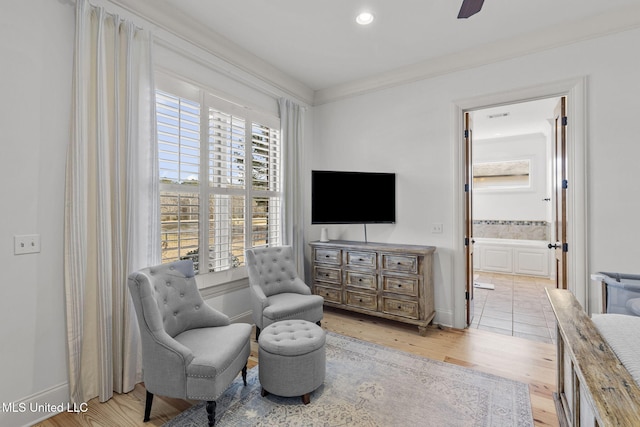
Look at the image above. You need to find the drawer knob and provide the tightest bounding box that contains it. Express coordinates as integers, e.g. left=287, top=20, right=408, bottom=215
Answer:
left=358, top=278, right=363, bottom=282
left=398, top=284, right=402, bottom=287
left=325, top=254, right=330, bottom=258
left=359, top=299, right=363, bottom=302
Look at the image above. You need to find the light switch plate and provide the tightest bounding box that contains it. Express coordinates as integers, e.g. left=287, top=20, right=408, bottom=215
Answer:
left=14, top=234, right=41, bottom=255
left=431, top=223, right=444, bottom=234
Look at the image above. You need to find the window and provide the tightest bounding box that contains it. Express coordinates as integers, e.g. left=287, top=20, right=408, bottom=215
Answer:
left=156, top=76, right=281, bottom=275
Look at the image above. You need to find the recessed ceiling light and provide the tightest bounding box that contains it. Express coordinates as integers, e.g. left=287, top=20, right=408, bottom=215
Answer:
left=356, top=12, right=374, bottom=25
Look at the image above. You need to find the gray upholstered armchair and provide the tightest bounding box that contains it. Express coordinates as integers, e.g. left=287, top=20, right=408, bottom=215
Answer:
left=127, top=259, right=251, bottom=427
left=246, top=246, right=324, bottom=340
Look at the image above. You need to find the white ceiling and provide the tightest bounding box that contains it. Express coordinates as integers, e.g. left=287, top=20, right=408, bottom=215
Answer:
left=472, top=97, right=560, bottom=140
left=112, top=0, right=639, bottom=136
left=144, top=0, right=640, bottom=92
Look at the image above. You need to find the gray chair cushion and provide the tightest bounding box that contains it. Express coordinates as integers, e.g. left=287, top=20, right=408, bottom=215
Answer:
left=263, top=293, right=325, bottom=324
left=175, top=323, right=252, bottom=400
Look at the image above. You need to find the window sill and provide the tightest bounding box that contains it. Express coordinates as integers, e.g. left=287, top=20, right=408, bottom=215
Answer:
left=196, top=266, right=249, bottom=299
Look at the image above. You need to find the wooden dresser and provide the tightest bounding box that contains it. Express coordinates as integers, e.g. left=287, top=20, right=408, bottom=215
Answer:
left=309, top=240, right=436, bottom=336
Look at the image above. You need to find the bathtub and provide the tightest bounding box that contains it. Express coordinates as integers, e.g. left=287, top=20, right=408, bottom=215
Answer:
left=473, top=237, right=553, bottom=278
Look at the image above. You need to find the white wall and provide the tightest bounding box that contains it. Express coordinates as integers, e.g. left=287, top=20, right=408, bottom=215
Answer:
left=0, top=1, right=74, bottom=425
left=311, top=27, right=640, bottom=327
left=473, top=133, right=549, bottom=221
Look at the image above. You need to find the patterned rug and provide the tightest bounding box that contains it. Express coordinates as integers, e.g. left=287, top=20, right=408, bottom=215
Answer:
left=164, top=332, right=533, bottom=427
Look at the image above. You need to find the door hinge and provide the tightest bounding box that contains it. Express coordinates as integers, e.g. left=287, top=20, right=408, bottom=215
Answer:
left=563, top=243, right=569, bottom=253
left=464, top=129, right=469, bottom=138
left=562, top=116, right=568, bottom=126
left=464, top=183, right=469, bottom=192
left=464, top=237, right=469, bottom=246
left=562, top=179, right=568, bottom=189
left=465, top=291, right=469, bottom=300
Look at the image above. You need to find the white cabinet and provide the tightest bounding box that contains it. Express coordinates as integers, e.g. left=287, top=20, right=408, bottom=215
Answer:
left=474, top=238, right=551, bottom=277
left=482, top=246, right=512, bottom=273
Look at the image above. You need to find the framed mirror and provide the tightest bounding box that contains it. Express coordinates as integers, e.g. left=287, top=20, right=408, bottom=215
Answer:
left=473, top=159, right=531, bottom=190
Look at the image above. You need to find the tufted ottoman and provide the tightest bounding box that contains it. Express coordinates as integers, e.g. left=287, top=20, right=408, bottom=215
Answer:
left=258, top=319, right=326, bottom=404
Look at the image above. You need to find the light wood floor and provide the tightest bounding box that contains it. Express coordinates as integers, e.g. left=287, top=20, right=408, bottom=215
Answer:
left=36, top=308, right=558, bottom=427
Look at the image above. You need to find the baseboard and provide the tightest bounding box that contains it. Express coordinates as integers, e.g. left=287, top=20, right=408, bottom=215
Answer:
left=230, top=310, right=253, bottom=325
left=552, top=392, right=569, bottom=427
left=0, top=382, right=71, bottom=427
left=434, top=309, right=454, bottom=328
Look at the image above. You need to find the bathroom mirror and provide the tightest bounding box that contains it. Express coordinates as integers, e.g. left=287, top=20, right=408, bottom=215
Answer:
left=473, top=159, right=531, bottom=190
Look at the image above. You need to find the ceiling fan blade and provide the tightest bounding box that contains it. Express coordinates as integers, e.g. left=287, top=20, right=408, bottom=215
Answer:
left=458, top=0, right=485, bottom=19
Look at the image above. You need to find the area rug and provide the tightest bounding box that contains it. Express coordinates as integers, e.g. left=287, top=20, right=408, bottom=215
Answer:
left=164, top=332, right=533, bottom=427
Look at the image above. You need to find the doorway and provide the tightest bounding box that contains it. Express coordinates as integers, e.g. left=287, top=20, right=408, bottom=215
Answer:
left=454, top=78, right=588, bottom=331
left=467, top=98, right=561, bottom=343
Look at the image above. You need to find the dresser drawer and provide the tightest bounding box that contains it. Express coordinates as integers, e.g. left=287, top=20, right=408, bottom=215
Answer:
left=346, top=251, right=376, bottom=268
left=314, top=266, right=341, bottom=284
left=382, top=275, right=418, bottom=297
left=314, top=248, right=342, bottom=265
left=345, top=271, right=377, bottom=290
left=314, top=285, right=342, bottom=304
left=382, top=253, right=418, bottom=274
left=382, top=297, right=419, bottom=319
left=346, top=291, right=377, bottom=311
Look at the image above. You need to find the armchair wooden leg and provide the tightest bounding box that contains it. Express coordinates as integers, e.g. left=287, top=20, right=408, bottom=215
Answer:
left=242, top=364, right=248, bottom=386
left=206, top=400, right=216, bottom=427
left=143, top=390, right=154, bottom=422
left=302, top=392, right=311, bottom=405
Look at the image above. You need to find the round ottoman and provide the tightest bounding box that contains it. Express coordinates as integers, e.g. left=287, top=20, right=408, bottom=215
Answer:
left=258, top=319, right=326, bottom=404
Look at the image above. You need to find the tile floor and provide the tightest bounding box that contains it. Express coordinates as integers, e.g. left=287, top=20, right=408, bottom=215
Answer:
left=470, top=272, right=557, bottom=344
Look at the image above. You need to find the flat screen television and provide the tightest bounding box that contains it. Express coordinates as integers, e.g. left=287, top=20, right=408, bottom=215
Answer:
left=311, top=170, right=396, bottom=224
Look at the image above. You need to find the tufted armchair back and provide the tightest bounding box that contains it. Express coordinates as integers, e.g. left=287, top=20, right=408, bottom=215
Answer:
left=129, top=259, right=229, bottom=339
left=246, top=246, right=306, bottom=297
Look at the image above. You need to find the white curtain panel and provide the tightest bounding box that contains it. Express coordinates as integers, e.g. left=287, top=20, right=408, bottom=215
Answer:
left=64, top=0, right=159, bottom=404
left=279, top=98, right=306, bottom=277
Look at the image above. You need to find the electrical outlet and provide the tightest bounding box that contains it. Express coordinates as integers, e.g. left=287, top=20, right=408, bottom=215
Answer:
left=14, top=234, right=41, bottom=255
left=431, top=223, right=443, bottom=234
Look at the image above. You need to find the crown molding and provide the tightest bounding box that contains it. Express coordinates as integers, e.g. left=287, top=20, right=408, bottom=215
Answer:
left=106, top=1, right=640, bottom=108
left=313, top=4, right=640, bottom=105
left=109, top=0, right=314, bottom=105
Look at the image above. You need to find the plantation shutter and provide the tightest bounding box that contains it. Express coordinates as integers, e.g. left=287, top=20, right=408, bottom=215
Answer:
left=156, top=90, right=201, bottom=269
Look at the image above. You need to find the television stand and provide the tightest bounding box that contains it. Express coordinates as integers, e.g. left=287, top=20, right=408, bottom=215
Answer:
left=309, top=240, right=436, bottom=336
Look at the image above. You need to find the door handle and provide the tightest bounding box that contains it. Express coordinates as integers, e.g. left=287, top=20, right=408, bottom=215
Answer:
left=548, top=243, right=560, bottom=249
